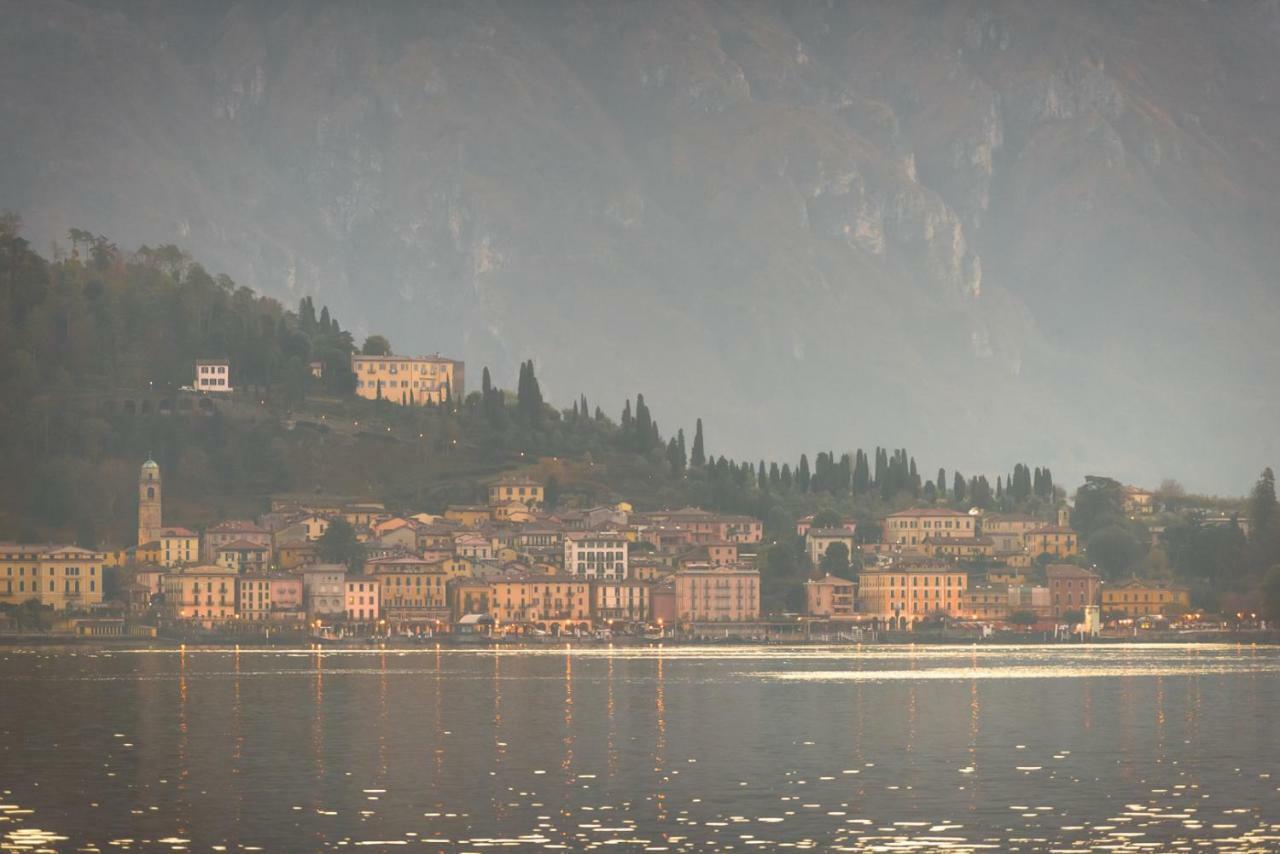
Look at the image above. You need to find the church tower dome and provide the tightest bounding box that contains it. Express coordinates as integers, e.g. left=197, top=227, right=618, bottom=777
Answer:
left=138, top=456, right=163, bottom=547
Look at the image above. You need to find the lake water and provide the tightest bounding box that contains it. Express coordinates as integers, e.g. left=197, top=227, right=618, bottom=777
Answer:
left=1, top=644, right=1278, bottom=851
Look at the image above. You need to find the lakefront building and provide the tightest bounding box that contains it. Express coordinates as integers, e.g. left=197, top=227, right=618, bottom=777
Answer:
left=1045, top=564, right=1101, bottom=616
left=564, top=532, right=628, bottom=580
left=674, top=564, right=760, bottom=624
left=856, top=564, right=968, bottom=630
left=1102, top=579, right=1191, bottom=618
left=0, top=545, right=108, bottom=610
left=351, top=354, right=464, bottom=406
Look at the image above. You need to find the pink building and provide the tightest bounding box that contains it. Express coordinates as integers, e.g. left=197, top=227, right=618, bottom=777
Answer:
left=805, top=574, right=857, bottom=618
left=345, top=576, right=381, bottom=622
left=203, top=520, right=271, bottom=562
left=674, top=564, right=760, bottom=624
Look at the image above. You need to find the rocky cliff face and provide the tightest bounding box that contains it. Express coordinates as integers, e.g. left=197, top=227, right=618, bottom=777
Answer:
left=3, top=0, right=1278, bottom=490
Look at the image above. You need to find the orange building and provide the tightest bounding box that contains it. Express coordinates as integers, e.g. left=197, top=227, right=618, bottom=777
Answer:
left=856, top=563, right=969, bottom=630
left=488, top=572, right=592, bottom=632
left=674, top=564, right=760, bottom=624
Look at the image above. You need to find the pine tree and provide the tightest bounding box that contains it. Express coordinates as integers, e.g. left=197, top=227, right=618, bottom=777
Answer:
left=691, top=419, right=706, bottom=467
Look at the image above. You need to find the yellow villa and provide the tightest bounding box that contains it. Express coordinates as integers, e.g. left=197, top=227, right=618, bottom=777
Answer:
left=351, top=353, right=464, bottom=406
left=487, top=475, right=544, bottom=507
left=1102, top=578, right=1191, bottom=618
left=0, top=544, right=107, bottom=610
left=1025, top=526, right=1079, bottom=559
left=883, top=508, right=975, bottom=547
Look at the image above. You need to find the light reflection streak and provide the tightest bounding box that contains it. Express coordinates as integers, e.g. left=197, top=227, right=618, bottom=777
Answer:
left=176, top=645, right=189, bottom=836
left=312, top=647, right=325, bottom=783
left=378, top=649, right=388, bottom=780
left=561, top=649, right=573, bottom=778
left=654, top=646, right=666, bottom=823
left=606, top=647, right=618, bottom=780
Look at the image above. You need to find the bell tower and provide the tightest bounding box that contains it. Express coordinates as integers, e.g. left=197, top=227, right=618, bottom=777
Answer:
left=138, top=456, right=162, bottom=546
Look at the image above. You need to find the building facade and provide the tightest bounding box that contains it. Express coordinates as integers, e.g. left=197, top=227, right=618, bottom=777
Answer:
left=883, top=508, right=975, bottom=547
left=488, top=476, right=544, bottom=507
left=591, top=579, right=651, bottom=623
left=804, top=574, right=857, bottom=619
left=856, top=564, right=969, bottom=630
left=1045, top=564, right=1101, bottom=616
left=162, top=565, right=238, bottom=625
left=158, top=527, right=199, bottom=567
left=1025, top=526, right=1079, bottom=559
left=488, top=573, right=592, bottom=631
left=351, top=354, right=464, bottom=406
left=1102, top=579, right=1191, bottom=618
left=564, top=532, right=628, bottom=581
left=345, top=577, right=381, bottom=622
left=0, top=545, right=107, bottom=611
left=674, top=564, right=760, bottom=624
left=195, top=358, right=232, bottom=392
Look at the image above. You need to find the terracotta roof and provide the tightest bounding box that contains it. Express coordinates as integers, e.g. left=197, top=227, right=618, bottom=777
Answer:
left=886, top=508, right=970, bottom=518
left=217, top=539, right=269, bottom=551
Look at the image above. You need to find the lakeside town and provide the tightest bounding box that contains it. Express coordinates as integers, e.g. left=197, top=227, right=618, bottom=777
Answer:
left=2, top=353, right=1274, bottom=645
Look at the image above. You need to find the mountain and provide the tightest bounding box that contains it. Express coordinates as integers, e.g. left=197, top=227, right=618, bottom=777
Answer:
left=3, top=0, right=1279, bottom=493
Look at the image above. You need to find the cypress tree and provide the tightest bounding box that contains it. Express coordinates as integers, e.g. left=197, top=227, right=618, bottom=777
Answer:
left=691, top=419, right=706, bottom=467
left=798, top=454, right=811, bottom=492
left=953, top=471, right=966, bottom=503
left=635, top=394, right=652, bottom=452
left=937, top=468, right=947, bottom=498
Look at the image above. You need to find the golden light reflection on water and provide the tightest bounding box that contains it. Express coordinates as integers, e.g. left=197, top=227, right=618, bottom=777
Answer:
left=606, top=647, right=618, bottom=780
left=562, top=648, right=574, bottom=778
left=2, top=643, right=1279, bottom=851
left=377, top=649, right=388, bottom=780
left=311, top=647, right=324, bottom=783
left=176, top=645, right=188, bottom=837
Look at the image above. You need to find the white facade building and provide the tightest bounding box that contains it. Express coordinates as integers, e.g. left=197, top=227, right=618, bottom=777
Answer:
left=564, top=532, right=628, bottom=581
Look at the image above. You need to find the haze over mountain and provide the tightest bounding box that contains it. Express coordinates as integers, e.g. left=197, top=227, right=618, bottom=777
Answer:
left=3, top=0, right=1278, bottom=494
